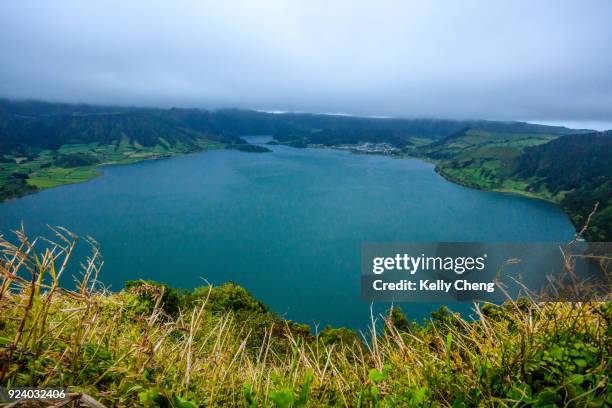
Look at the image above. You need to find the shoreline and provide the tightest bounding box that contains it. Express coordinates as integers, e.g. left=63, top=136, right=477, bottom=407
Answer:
left=1, top=141, right=581, bottom=240
left=303, top=142, right=581, bottom=238
left=0, top=143, right=226, bottom=203
left=431, top=165, right=581, bottom=234
left=433, top=166, right=558, bottom=204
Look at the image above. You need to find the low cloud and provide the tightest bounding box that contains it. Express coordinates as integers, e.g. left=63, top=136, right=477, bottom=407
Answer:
left=1, top=0, right=611, bottom=127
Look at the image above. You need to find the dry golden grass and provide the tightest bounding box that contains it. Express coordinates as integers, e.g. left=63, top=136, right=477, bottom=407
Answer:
left=0, top=228, right=610, bottom=407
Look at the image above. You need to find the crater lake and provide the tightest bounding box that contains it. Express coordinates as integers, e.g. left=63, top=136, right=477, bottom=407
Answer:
left=0, top=137, right=575, bottom=329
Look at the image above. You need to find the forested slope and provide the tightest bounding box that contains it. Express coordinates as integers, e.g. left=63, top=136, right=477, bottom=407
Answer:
left=514, top=132, right=611, bottom=241
left=424, top=129, right=611, bottom=241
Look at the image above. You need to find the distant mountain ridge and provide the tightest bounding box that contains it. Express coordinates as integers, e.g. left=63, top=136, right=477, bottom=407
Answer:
left=0, top=99, right=589, bottom=154
left=0, top=100, right=243, bottom=154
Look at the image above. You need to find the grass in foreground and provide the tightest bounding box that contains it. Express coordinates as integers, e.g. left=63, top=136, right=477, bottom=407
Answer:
left=0, top=228, right=610, bottom=407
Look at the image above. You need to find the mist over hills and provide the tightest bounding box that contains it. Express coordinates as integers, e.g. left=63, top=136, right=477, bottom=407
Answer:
left=0, top=99, right=589, bottom=154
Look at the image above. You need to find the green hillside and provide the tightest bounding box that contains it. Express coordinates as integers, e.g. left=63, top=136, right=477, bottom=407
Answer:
left=0, top=138, right=225, bottom=201
left=514, top=132, right=612, bottom=241
left=414, top=128, right=559, bottom=193
left=0, top=101, right=241, bottom=201
left=418, top=129, right=611, bottom=241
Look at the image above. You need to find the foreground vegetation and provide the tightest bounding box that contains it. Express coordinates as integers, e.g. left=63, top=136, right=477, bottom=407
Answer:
left=0, top=229, right=610, bottom=407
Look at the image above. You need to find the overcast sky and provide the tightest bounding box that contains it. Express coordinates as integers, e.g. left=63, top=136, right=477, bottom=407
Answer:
left=1, top=1, right=611, bottom=129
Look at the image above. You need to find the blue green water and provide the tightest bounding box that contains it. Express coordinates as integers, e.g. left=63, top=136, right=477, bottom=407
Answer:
left=0, top=137, right=575, bottom=329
